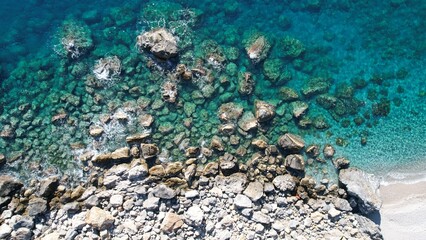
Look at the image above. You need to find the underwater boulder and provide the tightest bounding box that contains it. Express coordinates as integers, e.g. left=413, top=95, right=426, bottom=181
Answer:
left=136, top=28, right=178, bottom=59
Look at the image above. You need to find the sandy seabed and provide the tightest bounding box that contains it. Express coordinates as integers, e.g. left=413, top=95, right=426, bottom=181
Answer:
left=380, top=181, right=426, bottom=240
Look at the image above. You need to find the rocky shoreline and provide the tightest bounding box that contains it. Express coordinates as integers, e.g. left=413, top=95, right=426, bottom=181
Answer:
left=0, top=133, right=383, bottom=240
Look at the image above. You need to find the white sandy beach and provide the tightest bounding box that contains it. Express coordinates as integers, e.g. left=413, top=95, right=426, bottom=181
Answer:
left=380, top=181, right=426, bottom=240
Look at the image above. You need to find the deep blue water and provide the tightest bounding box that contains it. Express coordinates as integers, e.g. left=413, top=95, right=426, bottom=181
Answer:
left=1, top=0, right=425, bottom=183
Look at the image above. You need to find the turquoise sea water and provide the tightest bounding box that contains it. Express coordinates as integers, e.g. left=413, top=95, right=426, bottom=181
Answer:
left=0, top=0, right=425, bottom=183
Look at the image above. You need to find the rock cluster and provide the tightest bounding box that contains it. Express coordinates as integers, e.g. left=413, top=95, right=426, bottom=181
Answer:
left=0, top=133, right=384, bottom=240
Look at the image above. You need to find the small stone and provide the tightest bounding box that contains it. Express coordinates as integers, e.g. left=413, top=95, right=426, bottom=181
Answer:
left=215, top=173, right=247, bottom=194
left=243, top=181, right=263, bottom=202
left=161, top=212, right=184, bottom=232
left=234, top=194, right=253, bottom=209
left=185, top=190, right=199, bottom=199
left=125, top=133, right=150, bottom=143
left=149, top=165, right=166, bottom=177
left=14, top=227, right=32, bottom=240
left=252, top=211, right=271, bottom=225
left=323, top=144, right=335, bottom=158
left=328, top=207, right=341, bottom=218
left=333, top=157, right=350, bottom=170
left=136, top=28, right=178, bottom=59
left=305, top=144, right=320, bottom=157
left=110, top=195, right=124, bottom=207
left=290, top=101, right=309, bottom=118
left=89, top=126, right=104, bottom=137
left=203, top=162, right=219, bottom=176
left=238, top=112, right=258, bottom=132
left=38, top=176, right=59, bottom=198
left=143, top=197, right=160, bottom=211
left=152, top=184, right=176, bottom=199
left=165, top=162, right=183, bottom=176
left=85, top=207, right=115, bottom=230
left=71, top=185, right=85, bottom=200
left=185, top=205, right=204, bottom=226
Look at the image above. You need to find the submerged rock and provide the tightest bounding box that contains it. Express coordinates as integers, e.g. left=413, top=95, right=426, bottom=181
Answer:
left=238, top=112, right=258, bottom=132
left=238, top=72, right=255, bottom=95
left=136, top=28, right=178, bottom=59
left=255, top=100, right=275, bottom=123
left=339, top=168, right=382, bottom=215
left=245, top=35, right=271, bottom=63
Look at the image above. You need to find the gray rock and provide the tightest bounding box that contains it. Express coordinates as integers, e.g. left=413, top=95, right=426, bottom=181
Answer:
left=234, top=194, right=253, bottom=209
left=127, top=165, right=148, bottom=180
left=333, top=157, right=350, bottom=170
left=184, top=190, right=199, bottom=199
left=123, top=199, right=134, bottom=211
left=332, top=198, right=352, bottom=212
left=110, top=194, right=124, bottom=207
left=63, top=202, right=80, bottom=214
left=243, top=181, right=264, bottom=202
left=215, top=173, right=247, bottom=194
left=284, top=154, right=305, bottom=171
left=26, top=197, right=47, bottom=216
left=10, top=215, right=34, bottom=229
left=278, top=133, right=305, bottom=152
left=215, top=229, right=232, bottom=240
left=84, top=195, right=99, bottom=208
left=273, top=175, right=296, bottom=192
left=0, top=224, right=12, bottom=239
left=272, top=221, right=286, bottom=231
left=328, top=207, right=341, bottom=218
left=38, top=176, right=59, bottom=198
left=241, top=208, right=253, bottom=217
left=0, top=175, right=23, bottom=197
left=136, top=28, right=178, bottom=59
left=13, top=227, right=32, bottom=240
left=252, top=211, right=271, bottom=225
left=355, top=214, right=383, bottom=240
left=185, top=205, right=204, bottom=226
left=289, top=220, right=298, bottom=229
left=143, top=197, right=160, bottom=211
left=78, top=186, right=96, bottom=201
left=152, top=184, right=176, bottom=199
left=103, top=175, right=120, bottom=189
left=339, top=168, right=382, bottom=215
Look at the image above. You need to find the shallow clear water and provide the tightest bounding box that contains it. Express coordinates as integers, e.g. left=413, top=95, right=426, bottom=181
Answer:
left=0, top=0, right=425, bottom=183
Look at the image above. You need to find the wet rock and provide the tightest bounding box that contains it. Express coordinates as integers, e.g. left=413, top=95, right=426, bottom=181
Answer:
left=185, top=147, right=200, bottom=158
left=139, top=114, right=154, bottom=127
left=323, top=144, right=335, bottom=158
left=238, top=72, right=255, bottom=95
left=333, top=157, right=350, bottom=170
left=38, top=176, right=59, bottom=198
left=210, top=136, right=225, bottom=151
left=290, top=101, right=309, bottom=118
left=152, top=184, right=176, bottom=199
left=185, top=205, right=204, bottom=226
left=272, top=175, right=296, bottom=192
left=0, top=154, right=6, bottom=165
left=234, top=194, right=253, bottom=209
left=136, top=28, right=178, bottom=59
left=161, top=212, right=184, bottom=232
left=165, top=162, right=183, bottom=176
left=245, top=35, right=271, bottom=63
left=301, top=77, right=331, bottom=98
left=219, top=123, right=236, bottom=135
left=279, top=87, right=299, bottom=102
left=215, top=173, right=247, bottom=194
left=141, top=143, right=159, bottom=159
left=238, top=112, right=258, bottom=132
left=111, top=147, right=130, bottom=160
left=85, top=206, right=115, bottom=230
left=26, top=197, right=47, bottom=216
left=203, top=162, right=219, bottom=176
left=316, top=94, right=338, bottom=109
left=218, top=102, right=244, bottom=122
left=89, top=126, right=104, bottom=137
left=285, top=154, right=305, bottom=172
left=339, top=168, right=382, bottom=215
left=278, top=133, right=305, bottom=152
left=149, top=165, right=166, bottom=177
left=0, top=175, right=23, bottom=197
left=243, top=181, right=263, bottom=202
left=251, top=139, right=268, bottom=149
left=126, top=133, right=150, bottom=143
left=255, top=100, right=275, bottom=123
